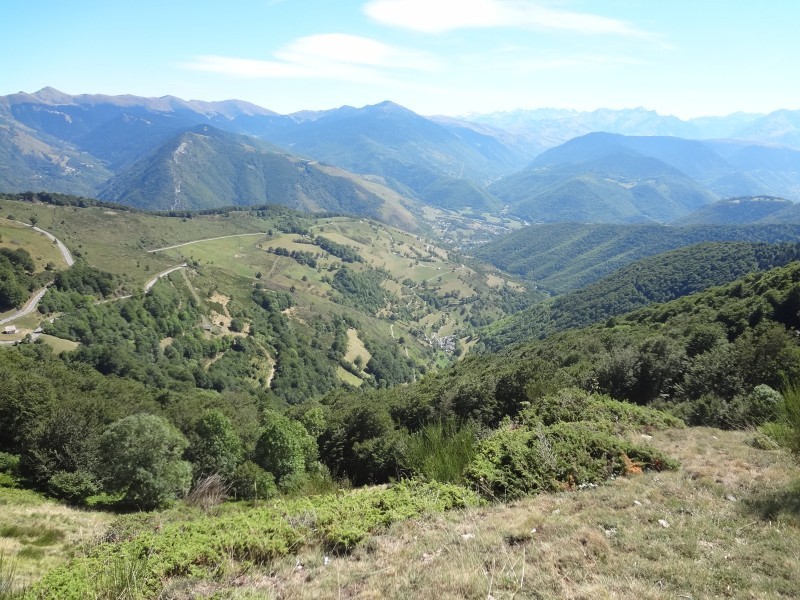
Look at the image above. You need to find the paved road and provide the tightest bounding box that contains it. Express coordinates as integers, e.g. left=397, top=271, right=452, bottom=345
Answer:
left=31, top=225, right=74, bottom=266
left=144, top=264, right=188, bottom=292
left=147, top=233, right=268, bottom=253
left=10, top=221, right=75, bottom=266
left=0, top=286, right=50, bottom=326
left=0, top=224, right=74, bottom=329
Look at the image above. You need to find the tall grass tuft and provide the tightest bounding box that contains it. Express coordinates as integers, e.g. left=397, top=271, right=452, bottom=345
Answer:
left=0, top=552, right=24, bottom=599
left=94, top=550, right=151, bottom=600
left=783, top=385, right=800, bottom=456
left=403, top=421, right=477, bottom=484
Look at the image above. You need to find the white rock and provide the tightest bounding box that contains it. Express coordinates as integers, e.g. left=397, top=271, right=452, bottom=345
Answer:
left=658, top=519, right=670, bottom=528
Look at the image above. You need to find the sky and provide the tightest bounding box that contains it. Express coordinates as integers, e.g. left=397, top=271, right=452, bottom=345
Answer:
left=2, top=0, right=799, bottom=119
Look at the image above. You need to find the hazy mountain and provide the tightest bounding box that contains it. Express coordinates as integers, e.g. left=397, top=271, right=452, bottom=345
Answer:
left=98, top=125, right=419, bottom=228
left=491, top=134, right=719, bottom=223
left=489, top=132, right=800, bottom=224
left=0, top=89, right=537, bottom=214
left=3, top=88, right=800, bottom=225
left=1, top=87, right=282, bottom=168
left=241, top=100, right=533, bottom=209
left=735, top=110, right=800, bottom=148
left=673, top=196, right=798, bottom=225
left=468, top=106, right=800, bottom=149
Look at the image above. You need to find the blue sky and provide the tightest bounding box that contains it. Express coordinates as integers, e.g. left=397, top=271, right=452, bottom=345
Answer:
left=2, top=0, right=798, bottom=118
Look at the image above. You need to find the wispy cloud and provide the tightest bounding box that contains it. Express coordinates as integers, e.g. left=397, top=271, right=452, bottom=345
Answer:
left=482, top=47, right=645, bottom=72
left=182, top=33, right=440, bottom=82
left=363, top=0, right=650, bottom=38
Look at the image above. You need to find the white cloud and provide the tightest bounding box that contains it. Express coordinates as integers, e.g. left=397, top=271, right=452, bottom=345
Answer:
left=182, top=34, right=440, bottom=82
left=363, top=0, right=649, bottom=37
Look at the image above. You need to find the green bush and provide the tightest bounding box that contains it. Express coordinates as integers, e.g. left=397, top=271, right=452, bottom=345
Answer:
left=0, top=453, right=19, bottom=476
left=466, top=421, right=677, bottom=500
left=519, top=388, right=683, bottom=431
left=97, top=414, right=192, bottom=510
left=186, top=410, right=242, bottom=482
left=32, top=480, right=481, bottom=596
left=254, top=412, right=317, bottom=486
left=229, top=461, right=277, bottom=501
left=47, top=470, right=99, bottom=504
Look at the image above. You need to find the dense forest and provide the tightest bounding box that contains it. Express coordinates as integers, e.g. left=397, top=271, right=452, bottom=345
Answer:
left=476, top=222, right=800, bottom=293
left=482, top=241, right=800, bottom=350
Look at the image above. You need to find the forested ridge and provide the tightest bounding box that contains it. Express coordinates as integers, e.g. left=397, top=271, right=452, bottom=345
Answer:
left=482, top=240, right=800, bottom=350
left=475, top=222, right=800, bottom=293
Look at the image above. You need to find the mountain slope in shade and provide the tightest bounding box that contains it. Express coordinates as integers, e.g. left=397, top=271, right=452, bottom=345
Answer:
left=98, top=125, right=419, bottom=229
left=0, top=115, right=112, bottom=195
left=0, top=89, right=536, bottom=214
left=673, top=196, right=799, bottom=225
left=2, top=87, right=283, bottom=169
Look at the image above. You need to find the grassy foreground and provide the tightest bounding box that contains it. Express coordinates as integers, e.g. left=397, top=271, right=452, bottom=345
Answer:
left=2, top=427, right=798, bottom=599
left=240, top=428, right=799, bottom=600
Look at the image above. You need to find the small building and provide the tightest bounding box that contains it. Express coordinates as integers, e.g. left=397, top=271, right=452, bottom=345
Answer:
left=3, top=325, right=18, bottom=334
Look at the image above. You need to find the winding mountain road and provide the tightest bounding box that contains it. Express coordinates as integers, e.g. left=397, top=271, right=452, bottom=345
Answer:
left=0, top=223, right=74, bottom=329
left=0, top=286, right=50, bottom=326
left=147, top=233, right=268, bottom=253
left=144, top=263, right=189, bottom=292
left=31, top=225, right=75, bottom=266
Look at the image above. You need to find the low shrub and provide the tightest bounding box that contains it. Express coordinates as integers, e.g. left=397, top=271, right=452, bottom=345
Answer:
left=0, top=453, right=19, bottom=476
left=466, top=420, right=678, bottom=500
left=31, top=479, right=481, bottom=597
left=47, top=470, right=99, bottom=504
left=229, top=461, right=277, bottom=501
left=519, top=388, right=683, bottom=431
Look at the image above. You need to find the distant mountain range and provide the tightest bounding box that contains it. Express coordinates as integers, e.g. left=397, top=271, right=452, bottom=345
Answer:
left=491, top=132, right=800, bottom=223
left=468, top=106, right=800, bottom=149
left=2, top=88, right=800, bottom=224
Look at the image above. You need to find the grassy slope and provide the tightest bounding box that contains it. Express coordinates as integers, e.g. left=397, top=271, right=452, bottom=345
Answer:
left=0, top=199, right=528, bottom=376
left=239, top=428, right=800, bottom=599
left=0, top=222, right=69, bottom=272
left=6, top=427, right=795, bottom=598
left=0, top=487, right=113, bottom=590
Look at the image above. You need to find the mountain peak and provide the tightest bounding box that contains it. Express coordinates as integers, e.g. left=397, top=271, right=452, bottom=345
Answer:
left=33, top=86, right=75, bottom=104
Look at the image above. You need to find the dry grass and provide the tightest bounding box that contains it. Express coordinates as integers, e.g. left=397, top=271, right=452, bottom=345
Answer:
left=183, top=427, right=800, bottom=599
left=0, top=487, right=113, bottom=590
left=344, top=328, right=371, bottom=367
